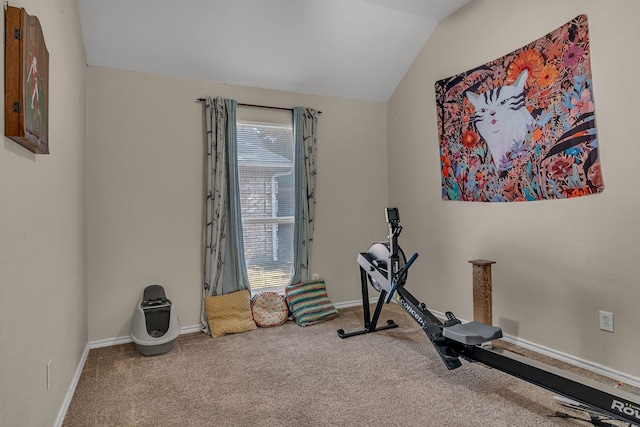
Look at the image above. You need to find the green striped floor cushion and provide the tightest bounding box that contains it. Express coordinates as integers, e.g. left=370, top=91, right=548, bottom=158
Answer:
left=285, top=279, right=338, bottom=326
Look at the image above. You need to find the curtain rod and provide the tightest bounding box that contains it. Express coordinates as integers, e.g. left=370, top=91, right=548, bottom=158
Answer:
left=196, top=98, right=321, bottom=114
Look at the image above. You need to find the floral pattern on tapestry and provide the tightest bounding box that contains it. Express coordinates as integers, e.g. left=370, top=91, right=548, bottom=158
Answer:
left=435, top=15, right=603, bottom=202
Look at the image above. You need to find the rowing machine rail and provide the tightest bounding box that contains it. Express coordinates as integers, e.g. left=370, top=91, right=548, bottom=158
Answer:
left=337, top=207, right=640, bottom=426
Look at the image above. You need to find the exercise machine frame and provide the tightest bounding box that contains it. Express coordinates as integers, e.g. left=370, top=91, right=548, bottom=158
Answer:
left=338, top=208, right=640, bottom=426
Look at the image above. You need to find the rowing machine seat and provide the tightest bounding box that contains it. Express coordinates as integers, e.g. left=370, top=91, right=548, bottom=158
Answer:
left=442, top=322, right=503, bottom=345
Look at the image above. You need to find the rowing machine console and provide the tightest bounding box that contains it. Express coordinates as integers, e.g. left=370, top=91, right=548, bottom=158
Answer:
left=337, top=208, right=640, bottom=426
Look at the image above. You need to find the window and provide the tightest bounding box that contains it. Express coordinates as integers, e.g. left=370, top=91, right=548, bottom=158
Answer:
left=237, top=120, right=294, bottom=292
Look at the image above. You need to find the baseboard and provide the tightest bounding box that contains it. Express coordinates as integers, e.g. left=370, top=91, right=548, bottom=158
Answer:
left=57, top=306, right=639, bottom=426
left=498, top=333, right=640, bottom=389
left=89, top=324, right=203, bottom=349
left=54, top=343, right=90, bottom=427
left=55, top=325, right=203, bottom=426
left=333, top=298, right=379, bottom=309
left=340, top=300, right=640, bottom=389
left=180, top=324, right=204, bottom=335
left=89, top=303, right=365, bottom=348
left=57, top=303, right=368, bottom=424
left=426, top=308, right=640, bottom=389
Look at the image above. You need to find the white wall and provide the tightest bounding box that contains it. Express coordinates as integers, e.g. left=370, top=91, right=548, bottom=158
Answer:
left=86, top=66, right=388, bottom=341
left=2, top=1, right=636, bottom=425
left=0, top=0, right=87, bottom=426
left=388, top=0, right=640, bottom=376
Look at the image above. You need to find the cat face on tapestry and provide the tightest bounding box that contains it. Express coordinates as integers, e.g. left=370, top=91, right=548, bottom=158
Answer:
left=466, top=69, right=534, bottom=169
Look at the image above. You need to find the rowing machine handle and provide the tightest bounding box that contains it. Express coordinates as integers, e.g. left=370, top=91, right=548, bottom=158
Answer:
left=385, top=252, right=419, bottom=303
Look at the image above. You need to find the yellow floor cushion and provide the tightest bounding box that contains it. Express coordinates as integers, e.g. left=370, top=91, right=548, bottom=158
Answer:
left=204, top=289, right=257, bottom=338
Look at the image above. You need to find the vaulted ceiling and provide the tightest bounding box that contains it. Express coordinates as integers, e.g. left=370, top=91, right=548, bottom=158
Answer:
left=77, top=0, right=470, bottom=102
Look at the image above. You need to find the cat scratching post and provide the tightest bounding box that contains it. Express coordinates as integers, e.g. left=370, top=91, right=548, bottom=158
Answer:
left=468, top=259, right=495, bottom=325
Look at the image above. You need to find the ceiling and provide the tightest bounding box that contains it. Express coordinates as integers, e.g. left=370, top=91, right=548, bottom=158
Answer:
left=77, top=0, right=470, bottom=103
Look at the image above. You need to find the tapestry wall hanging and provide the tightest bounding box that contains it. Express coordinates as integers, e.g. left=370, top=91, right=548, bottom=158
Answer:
left=435, top=15, right=602, bottom=202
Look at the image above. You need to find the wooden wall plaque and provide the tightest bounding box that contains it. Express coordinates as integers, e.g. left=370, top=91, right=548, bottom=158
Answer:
left=4, top=5, right=49, bottom=154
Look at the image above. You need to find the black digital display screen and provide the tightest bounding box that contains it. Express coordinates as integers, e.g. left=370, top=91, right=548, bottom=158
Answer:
left=386, top=208, right=399, bottom=222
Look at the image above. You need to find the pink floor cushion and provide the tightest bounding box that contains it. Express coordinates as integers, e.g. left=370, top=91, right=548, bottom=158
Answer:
left=251, top=292, right=289, bottom=327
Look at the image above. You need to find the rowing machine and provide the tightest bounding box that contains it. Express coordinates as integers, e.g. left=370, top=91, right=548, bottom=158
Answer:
left=337, top=208, right=640, bottom=426
left=337, top=207, right=417, bottom=339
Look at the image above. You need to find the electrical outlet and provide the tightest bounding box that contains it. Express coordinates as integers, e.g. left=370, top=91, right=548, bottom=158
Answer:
left=47, top=359, right=52, bottom=390
left=311, top=273, right=319, bottom=280
left=599, top=311, right=614, bottom=332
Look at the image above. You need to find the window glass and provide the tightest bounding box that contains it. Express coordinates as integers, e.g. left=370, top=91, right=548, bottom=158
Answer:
left=237, top=120, right=294, bottom=292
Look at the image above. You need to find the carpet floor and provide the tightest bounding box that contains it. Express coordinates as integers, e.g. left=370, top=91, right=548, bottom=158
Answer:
left=63, top=304, right=638, bottom=426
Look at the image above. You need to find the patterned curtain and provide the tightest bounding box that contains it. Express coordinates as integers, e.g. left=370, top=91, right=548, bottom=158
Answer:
left=201, top=97, right=250, bottom=334
left=291, top=107, right=319, bottom=284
